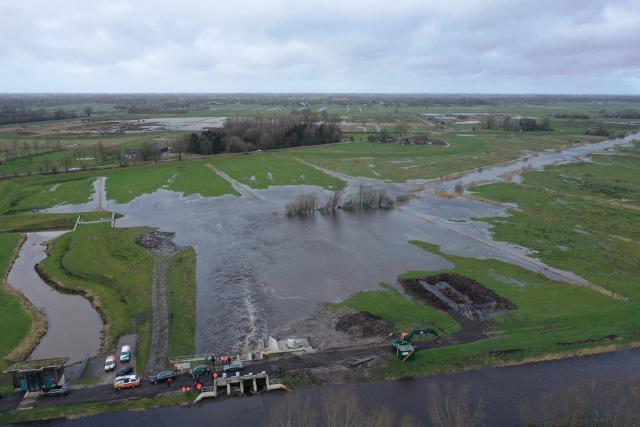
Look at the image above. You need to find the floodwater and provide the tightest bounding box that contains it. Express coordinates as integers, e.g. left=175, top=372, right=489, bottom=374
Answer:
left=44, top=132, right=640, bottom=355
left=48, top=347, right=640, bottom=427
left=126, top=117, right=226, bottom=132
left=7, top=232, right=102, bottom=363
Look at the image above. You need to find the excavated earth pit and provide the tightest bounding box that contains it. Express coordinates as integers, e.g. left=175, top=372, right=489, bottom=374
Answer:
left=335, top=311, right=394, bottom=338
left=400, top=273, right=516, bottom=323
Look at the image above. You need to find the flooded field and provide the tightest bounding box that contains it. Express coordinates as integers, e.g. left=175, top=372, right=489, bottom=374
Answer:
left=7, top=232, right=102, bottom=363
left=125, top=117, right=226, bottom=132
left=44, top=133, right=640, bottom=355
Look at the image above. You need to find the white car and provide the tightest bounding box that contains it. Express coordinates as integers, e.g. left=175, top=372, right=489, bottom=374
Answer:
left=104, top=355, right=116, bottom=372
left=119, top=345, right=131, bottom=362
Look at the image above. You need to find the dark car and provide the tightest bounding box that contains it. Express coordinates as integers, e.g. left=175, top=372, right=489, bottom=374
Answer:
left=40, top=384, right=70, bottom=398
left=223, top=361, right=244, bottom=373
left=149, top=370, right=177, bottom=384
left=189, top=365, right=211, bottom=377
left=117, top=366, right=134, bottom=376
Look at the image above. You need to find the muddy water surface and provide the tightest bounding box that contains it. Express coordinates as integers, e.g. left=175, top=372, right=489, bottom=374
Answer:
left=7, top=232, right=102, bottom=363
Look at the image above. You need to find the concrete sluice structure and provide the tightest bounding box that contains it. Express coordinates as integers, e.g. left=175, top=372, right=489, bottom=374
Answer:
left=193, top=372, right=287, bottom=403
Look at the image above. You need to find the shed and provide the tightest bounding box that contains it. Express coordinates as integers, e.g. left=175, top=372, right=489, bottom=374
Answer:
left=3, top=357, right=69, bottom=392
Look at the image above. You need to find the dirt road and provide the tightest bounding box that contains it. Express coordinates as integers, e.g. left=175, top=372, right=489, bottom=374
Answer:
left=137, top=232, right=182, bottom=374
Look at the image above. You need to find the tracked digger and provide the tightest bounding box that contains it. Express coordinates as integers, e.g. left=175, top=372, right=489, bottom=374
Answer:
left=390, top=328, right=439, bottom=362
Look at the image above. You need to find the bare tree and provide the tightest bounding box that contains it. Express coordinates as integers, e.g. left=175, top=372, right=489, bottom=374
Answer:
left=427, top=383, right=485, bottom=427
left=519, top=377, right=640, bottom=427
left=323, top=388, right=363, bottom=427
left=267, top=394, right=316, bottom=427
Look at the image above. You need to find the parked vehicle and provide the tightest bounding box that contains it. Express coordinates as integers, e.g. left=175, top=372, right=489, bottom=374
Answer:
left=104, top=355, right=116, bottom=372
left=117, top=366, right=134, bottom=376
left=119, top=345, right=131, bottom=362
left=148, top=370, right=177, bottom=384
left=223, top=361, right=244, bottom=373
left=189, top=365, right=211, bottom=377
left=113, top=375, right=140, bottom=390
left=40, top=384, right=70, bottom=398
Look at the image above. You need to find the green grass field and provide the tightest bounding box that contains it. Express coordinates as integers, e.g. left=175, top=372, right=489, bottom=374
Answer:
left=0, top=234, right=31, bottom=378
left=378, top=241, right=638, bottom=379
left=470, top=142, right=640, bottom=296
left=38, top=223, right=155, bottom=370
left=294, top=130, right=603, bottom=182
left=328, top=283, right=460, bottom=335
left=0, top=173, right=94, bottom=214
left=167, top=248, right=196, bottom=357
left=104, top=161, right=238, bottom=203
left=209, top=152, right=346, bottom=190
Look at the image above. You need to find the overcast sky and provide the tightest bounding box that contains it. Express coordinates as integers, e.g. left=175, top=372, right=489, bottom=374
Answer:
left=1, top=0, right=638, bottom=94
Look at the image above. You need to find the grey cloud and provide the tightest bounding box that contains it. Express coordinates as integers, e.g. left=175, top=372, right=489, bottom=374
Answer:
left=0, top=0, right=638, bottom=93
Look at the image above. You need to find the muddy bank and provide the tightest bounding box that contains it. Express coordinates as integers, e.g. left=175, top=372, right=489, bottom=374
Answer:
left=7, top=232, right=102, bottom=364
left=1, top=234, right=47, bottom=362
left=272, top=306, right=393, bottom=352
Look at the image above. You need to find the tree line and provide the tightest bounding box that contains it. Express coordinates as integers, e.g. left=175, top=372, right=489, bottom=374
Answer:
left=0, top=107, right=78, bottom=125
left=482, top=115, right=552, bottom=132
left=176, top=111, right=341, bottom=155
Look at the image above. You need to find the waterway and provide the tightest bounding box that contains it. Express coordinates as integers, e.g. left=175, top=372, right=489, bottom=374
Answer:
left=7, top=232, right=102, bottom=364
left=46, top=347, right=640, bottom=426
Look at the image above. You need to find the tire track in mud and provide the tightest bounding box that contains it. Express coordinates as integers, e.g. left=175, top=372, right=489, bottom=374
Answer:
left=146, top=253, right=171, bottom=373
left=138, top=232, right=181, bottom=373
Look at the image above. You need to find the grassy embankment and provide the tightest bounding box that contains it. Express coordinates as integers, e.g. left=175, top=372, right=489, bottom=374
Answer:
left=38, top=222, right=198, bottom=371
left=166, top=248, right=197, bottom=357
left=0, top=392, right=191, bottom=425
left=328, top=283, right=460, bottom=335
left=38, top=223, right=155, bottom=371
left=0, top=234, right=32, bottom=392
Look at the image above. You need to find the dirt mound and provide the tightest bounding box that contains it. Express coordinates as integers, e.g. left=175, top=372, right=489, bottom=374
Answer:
left=400, top=273, right=516, bottom=323
left=335, top=311, right=394, bottom=338
left=427, top=273, right=516, bottom=310
left=136, top=231, right=180, bottom=254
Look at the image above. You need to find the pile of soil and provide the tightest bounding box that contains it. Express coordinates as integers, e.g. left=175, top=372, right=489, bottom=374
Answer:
left=335, top=311, right=394, bottom=338
left=400, top=273, right=516, bottom=312
left=400, top=280, right=450, bottom=310
left=427, top=273, right=516, bottom=310
left=136, top=231, right=180, bottom=254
